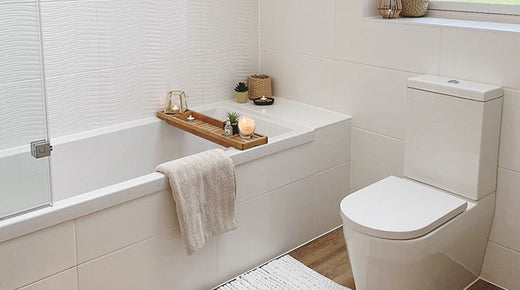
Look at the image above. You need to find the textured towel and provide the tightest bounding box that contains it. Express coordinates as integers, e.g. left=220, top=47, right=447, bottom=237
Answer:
left=156, top=149, right=237, bottom=255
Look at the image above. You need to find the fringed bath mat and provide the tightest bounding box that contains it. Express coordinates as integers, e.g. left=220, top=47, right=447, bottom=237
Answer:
left=216, top=255, right=350, bottom=290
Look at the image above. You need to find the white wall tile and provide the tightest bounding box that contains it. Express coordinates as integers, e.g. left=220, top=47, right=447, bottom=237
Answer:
left=489, top=169, right=520, bottom=251
left=260, top=0, right=335, bottom=57
left=0, top=222, right=75, bottom=290
left=202, top=48, right=259, bottom=103
left=201, top=0, right=258, bottom=55
left=40, top=0, right=99, bottom=77
left=75, top=190, right=178, bottom=263
left=18, top=268, right=78, bottom=290
left=96, top=0, right=200, bottom=68
left=333, top=61, right=415, bottom=139
left=45, top=71, right=106, bottom=137
left=217, top=194, right=271, bottom=281
left=498, top=89, right=520, bottom=172
left=0, top=2, right=42, bottom=84
left=440, top=28, right=520, bottom=90
left=0, top=79, right=46, bottom=150
left=260, top=49, right=335, bottom=105
left=482, top=242, right=520, bottom=290
left=351, top=127, right=404, bottom=191
left=78, top=228, right=218, bottom=290
left=335, top=0, right=441, bottom=73
left=98, top=60, right=172, bottom=125
left=312, top=162, right=351, bottom=235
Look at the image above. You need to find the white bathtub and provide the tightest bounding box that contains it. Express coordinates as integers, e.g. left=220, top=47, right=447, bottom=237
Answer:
left=0, top=98, right=351, bottom=290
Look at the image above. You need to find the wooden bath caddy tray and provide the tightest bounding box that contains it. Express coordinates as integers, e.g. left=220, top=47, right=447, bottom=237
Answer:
left=157, top=111, right=268, bottom=150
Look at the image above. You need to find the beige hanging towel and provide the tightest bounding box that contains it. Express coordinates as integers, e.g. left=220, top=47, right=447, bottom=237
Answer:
left=156, top=149, right=237, bottom=255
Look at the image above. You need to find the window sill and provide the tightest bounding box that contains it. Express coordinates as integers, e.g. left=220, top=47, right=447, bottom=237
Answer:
left=364, top=15, right=520, bottom=34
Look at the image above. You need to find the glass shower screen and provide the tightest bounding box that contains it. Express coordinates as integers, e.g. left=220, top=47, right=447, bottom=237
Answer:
left=0, top=0, right=52, bottom=219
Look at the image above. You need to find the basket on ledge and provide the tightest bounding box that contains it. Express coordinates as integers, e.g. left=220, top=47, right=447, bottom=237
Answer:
left=401, top=0, right=429, bottom=17
left=248, top=74, right=272, bottom=100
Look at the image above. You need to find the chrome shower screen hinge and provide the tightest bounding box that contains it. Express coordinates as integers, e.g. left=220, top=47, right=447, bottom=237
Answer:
left=31, top=139, right=53, bottom=159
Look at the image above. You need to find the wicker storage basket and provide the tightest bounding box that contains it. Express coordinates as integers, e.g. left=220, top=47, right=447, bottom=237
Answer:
left=401, top=0, right=429, bottom=17
left=248, top=75, right=272, bottom=100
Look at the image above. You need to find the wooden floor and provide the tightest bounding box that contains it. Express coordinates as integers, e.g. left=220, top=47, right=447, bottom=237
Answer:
left=288, top=227, right=504, bottom=290
left=289, top=227, right=356, bottom=289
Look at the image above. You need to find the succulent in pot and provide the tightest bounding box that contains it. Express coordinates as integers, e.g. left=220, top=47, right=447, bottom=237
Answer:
left=234, top=82, right=249, bottom=103
left=224, top=111, right=240, bottom=135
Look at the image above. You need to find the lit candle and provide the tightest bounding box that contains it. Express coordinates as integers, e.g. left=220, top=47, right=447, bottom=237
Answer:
left=260, top=96, right=267, bottom=101
left=172, top=105, right=180, bottom=114
left=238, top=116, right=255, bottom=139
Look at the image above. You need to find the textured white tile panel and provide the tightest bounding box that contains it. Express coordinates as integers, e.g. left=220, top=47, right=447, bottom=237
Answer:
left=96, top=0, right=200, bottom=68
left=0, top=222, right=75, bottom=290
left=98, top=61, right=171, bottom=125
left=78, top=228, right=218, bottom=290
left=202, top=48, right=259, bottom=103
left=333, top=61, right=415, bottom=139
left=0, top=2, right=42, bottom=84
left=482, top=242, right=520, bottom=290
left=0, top=79, right=46, bottom=150
left=351, top=127, right=404, bottom=191
left=40, top=0, right=99, bottom=77
left=489, top=169, right=520, bottom=251
left=75, top=190, right=178, bottom=263
left=440, top=28, right=520, bottom=90
left=260, top=0, right=335, bottom=57
left=498, top=89, right=520, bottom=172
left=45, top=71, right=105, bottom=137
left=18, top=268, right=78, bottom=290
left=201, top=0, right=258, bottom=55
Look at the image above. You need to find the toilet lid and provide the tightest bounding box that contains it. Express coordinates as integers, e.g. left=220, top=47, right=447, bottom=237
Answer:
left=340, top=176, right=467, bottom=240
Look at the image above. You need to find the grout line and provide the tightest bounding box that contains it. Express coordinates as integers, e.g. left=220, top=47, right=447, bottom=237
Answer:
left=260, top=47, right=428, bottom=75
left=236, top=162, right=350, bottom=206
left=351, top=126, right=405, bottom=142
left=73, top=220, right=80, bottom=289
left=77, top=235, right=155, bottom=266
left=488, top=240, right=520, bottom=256
left=498, top=166, right=520, bottom=176
left=15, top=266, right=77, bottom=289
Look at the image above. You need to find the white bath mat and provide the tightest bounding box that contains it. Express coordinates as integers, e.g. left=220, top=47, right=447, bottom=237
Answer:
left=216, top=255, right=350, bottom=290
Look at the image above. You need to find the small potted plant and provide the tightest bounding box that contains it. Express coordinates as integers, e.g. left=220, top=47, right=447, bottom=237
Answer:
left=234, top=82, right=249, bottom=103
left=224, top=111, right=240, bottom=135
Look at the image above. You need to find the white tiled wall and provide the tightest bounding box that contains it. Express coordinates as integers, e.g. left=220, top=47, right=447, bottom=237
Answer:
left=1, top=0, right=259, bottom=147
left=260, top=0, right=520, bottom=288
left=0, top=1, right=47, bottom=150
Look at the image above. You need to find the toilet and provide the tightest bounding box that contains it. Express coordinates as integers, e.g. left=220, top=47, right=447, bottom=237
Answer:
left=340, top=75, right=504, bottom=290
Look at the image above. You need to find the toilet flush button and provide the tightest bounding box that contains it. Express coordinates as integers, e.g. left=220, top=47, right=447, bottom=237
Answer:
left=448, top=79, right=460, bottom=84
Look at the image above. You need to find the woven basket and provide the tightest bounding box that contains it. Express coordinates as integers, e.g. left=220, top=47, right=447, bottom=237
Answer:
left=401, top=0, right=429, bottom=17
left=248, top=75, right=272, bottom=100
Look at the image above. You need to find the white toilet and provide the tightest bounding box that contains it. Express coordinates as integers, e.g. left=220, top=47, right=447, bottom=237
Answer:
left=340, top=75, right=503, bottom=290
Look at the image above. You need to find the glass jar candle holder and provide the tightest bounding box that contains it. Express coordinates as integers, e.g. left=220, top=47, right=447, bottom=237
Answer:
left=238, top=116, right=255, bottom=139
left=377, top=0, right=402, bottom=18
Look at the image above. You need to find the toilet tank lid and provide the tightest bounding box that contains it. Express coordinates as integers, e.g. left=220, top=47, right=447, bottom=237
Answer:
left=407, top=75, right=503, bottom=102
left=340, top=176, right=468, bottom=240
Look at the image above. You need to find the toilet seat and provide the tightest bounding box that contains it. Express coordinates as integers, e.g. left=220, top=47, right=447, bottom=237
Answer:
left=340, top=176, right=467, bottom=240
